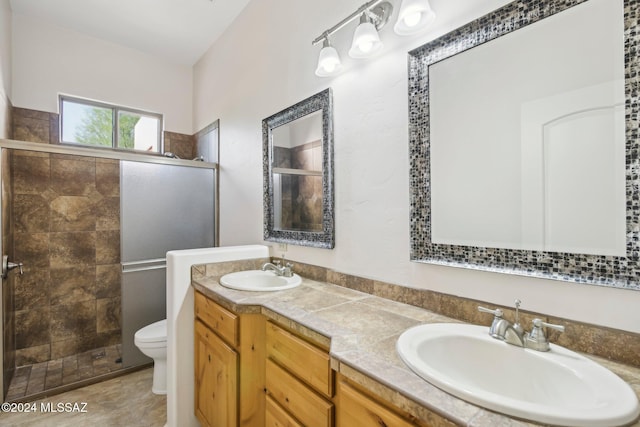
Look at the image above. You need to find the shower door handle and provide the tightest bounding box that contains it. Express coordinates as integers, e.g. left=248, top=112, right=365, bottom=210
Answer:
left=2, top=255, right=24, bottom=278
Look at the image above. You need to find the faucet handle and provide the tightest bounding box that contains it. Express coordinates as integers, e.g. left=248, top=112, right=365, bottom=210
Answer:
left=478, top=306, right=506, bottom=338
left=282, top=262, right=294, bottom=277
left=478, top=306, right=503, bottom=318
left=525, top=318, right=565, bottom=351
left=2, top=256, right=24, bottom=278
left=534, top=318, right=565, bottom=333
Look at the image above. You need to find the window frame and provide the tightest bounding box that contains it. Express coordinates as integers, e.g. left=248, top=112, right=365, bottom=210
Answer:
left=59, top=95, right=164, bottom=153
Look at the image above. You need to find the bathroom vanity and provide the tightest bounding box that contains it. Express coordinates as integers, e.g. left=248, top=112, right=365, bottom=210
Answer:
left=193, top=288, right=436, bottom=426
left=191, top=266, right=640, bottom=426
left=194, top=288, right=428, bottom=427
left=194, top=291, right=264, bottom=426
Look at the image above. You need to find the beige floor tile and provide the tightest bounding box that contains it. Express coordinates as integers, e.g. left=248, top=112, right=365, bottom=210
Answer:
left=1, top=368, right=165, bottom=427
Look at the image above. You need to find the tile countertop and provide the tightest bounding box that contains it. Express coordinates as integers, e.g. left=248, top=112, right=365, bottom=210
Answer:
left=192, top=275, right=640, bottom=427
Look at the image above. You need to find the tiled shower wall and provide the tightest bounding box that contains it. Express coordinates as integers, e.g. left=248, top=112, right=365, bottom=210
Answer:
left=164, top=131, right=196, bottom=159
left=274, top=142, right=323, bottom=231
left=291, top=142, right=322, bottom=231
left=4, top=106, right=199, bottom=374
left=2, top=148, right=15, bottom=395
left=12, top=150, right=121, bottom=365
left=273, top=146, right=293, bottom=228
left=12, top=108, right=59, bottom=145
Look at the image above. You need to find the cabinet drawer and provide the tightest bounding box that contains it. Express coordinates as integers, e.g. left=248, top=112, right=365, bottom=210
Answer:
left=266, top=321, right=333, bottom=397
left=266, top=358, right=333, bottom=427
left=265, top=395, right=303, bottom=427
left=337, top=377, right=418, bottom=427
left=195, top=291, right=238, bottom=346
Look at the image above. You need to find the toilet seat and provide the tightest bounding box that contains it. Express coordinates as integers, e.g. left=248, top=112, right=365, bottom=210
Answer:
left=134, top=319, right=167, bottom=344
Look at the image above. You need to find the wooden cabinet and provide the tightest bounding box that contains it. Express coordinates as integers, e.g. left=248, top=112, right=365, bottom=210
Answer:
left=195, top=290, right=434, bottom=427
left=265, top=321, right=334, bottom=427
left=194, top=291, right=265, bottom=427
left=336, top=374, right=430, bottom=427
left=195, top=319, right=237, bottom=427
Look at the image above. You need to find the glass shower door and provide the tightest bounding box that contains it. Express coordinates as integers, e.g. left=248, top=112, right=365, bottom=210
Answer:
left=120, top=161, right=215, bottom=367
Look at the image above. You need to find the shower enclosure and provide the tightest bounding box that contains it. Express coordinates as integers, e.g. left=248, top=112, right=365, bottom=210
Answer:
left=0, top=142, right=217, bottom=402
left=120, top=160, right=215, bottom=367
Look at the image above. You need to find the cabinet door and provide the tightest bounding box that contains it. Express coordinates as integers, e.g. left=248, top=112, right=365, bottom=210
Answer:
left=195, top=320, right=239, bottom=427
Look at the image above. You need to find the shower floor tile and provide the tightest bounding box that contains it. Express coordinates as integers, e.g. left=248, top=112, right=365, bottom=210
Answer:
left=5, top=344, right=123, bottom=402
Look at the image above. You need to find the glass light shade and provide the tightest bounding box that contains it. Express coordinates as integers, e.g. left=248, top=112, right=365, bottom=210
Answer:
left=394, top=0, right=436, bottom=36
left=349, top=21, right=383, bottom=58
left=315, top=43, right=342, bottom=77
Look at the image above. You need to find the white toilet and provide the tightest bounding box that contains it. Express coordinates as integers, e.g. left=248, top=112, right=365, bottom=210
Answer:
left=134, top=319, right=167, bottom=395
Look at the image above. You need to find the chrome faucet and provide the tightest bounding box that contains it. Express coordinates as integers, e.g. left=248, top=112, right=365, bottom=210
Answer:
left=478, top=304, right=525, bottom=347
left=478, top=299, right=565, bottom=352
left=261, top=259, right=294, bottom=277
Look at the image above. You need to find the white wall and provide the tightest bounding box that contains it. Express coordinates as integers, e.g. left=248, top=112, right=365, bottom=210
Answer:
left=193, top=0, right=640, bottom=334
left=0, top=0, right=11, bottom=139
left=11, top=13, right=192, bottom=134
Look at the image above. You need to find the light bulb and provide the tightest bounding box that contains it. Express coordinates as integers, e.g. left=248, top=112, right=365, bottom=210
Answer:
left=315, top=39, right=342, bottom=77
left=394, top=0, right=436, bottom=36
left=403, top=11, right=422, bottom=28
left=360, top=41, right=373, bottom=53
left=349, top=15, right=383, bottom=59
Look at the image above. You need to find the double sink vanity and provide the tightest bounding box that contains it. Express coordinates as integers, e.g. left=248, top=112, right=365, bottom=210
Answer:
left=190, top=0, right=640, bottom=424
left=191, top=263, right=640, bottom=427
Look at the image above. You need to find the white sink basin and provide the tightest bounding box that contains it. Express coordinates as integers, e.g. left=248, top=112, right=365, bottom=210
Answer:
left=219, top=270, right=301, bottom=292
left=397, top=323, right=640, bottom=426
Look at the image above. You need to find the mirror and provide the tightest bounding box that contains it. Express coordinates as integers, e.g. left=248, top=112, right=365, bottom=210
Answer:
left=263, top=89, right=334, bottom=248
left=409, top=0, right=640, bottom=289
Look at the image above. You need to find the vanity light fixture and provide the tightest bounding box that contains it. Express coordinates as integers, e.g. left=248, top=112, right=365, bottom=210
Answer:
left=394, top=0, right=436, bottom=35
left=349, top=12, right=385, bottom=58
left=315, top=36, right=343, bottom=77
left=312, top=0, right=435, bottom=77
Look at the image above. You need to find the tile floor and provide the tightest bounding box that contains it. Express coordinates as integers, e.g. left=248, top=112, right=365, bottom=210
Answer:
left=0, top=368, right=166, bottom=426
left=6, top=345, right=123, bottom=402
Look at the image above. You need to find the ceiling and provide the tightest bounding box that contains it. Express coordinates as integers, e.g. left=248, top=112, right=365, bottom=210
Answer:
left=9, top=0, right=252, bottom=66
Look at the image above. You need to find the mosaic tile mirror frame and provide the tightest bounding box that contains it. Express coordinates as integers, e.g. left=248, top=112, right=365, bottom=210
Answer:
left=408, top=0, right=640, bottom=289
left=263, top=88, right=335, bottom=249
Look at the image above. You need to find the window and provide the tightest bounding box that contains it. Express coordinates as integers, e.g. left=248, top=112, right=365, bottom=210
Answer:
left=60, top=95, right=163, bottom=153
